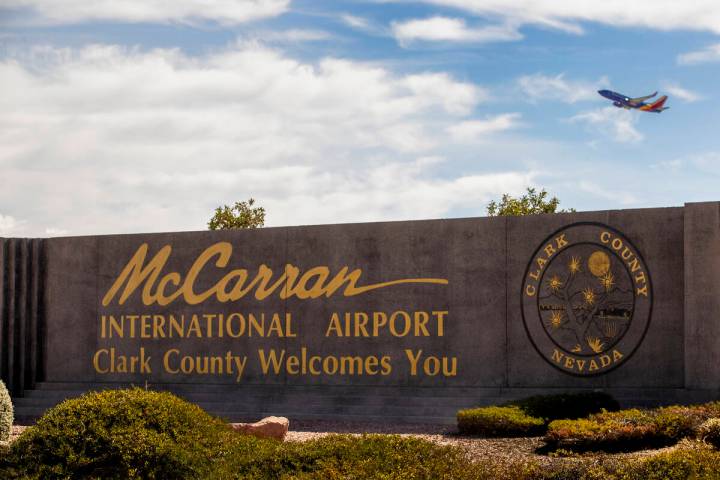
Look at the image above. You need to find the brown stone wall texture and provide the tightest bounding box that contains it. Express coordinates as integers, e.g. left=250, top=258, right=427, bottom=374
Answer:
left=2, top=202, right=719, bottom=421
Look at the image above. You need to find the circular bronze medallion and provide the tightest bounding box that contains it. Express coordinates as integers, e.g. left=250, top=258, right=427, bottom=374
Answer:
left=521, top=223, right=652, bottom=376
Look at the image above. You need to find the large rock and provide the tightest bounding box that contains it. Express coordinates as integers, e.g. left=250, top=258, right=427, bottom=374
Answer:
left=230, top=416, right=289, bottom=440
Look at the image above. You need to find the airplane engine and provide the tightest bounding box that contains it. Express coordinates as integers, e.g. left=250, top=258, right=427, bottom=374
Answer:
left=613, top=101, right=623, bottom=108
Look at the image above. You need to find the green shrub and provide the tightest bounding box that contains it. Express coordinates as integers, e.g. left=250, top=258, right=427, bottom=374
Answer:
left=0, top=388, right=485, bottom=480
left=2, top=388, right=247, bottom=479
left=509, top=392, right=619, bottom=422
left=617, top=441, right=720, bottom=480
left=546, top=409, right=657, bottom=452
left=0, top=380, right=12, bottom=443
left=218, top=434, right=485, bottom=480
left=546, top=403, right=720, bottom=453
left=697, top=418, right=720, bottom=449
left=457, top=392, right=619, bottom=437
left=457, top=405, right=545, bottom=436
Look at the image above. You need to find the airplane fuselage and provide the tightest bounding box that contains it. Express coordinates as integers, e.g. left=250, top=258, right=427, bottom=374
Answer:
left=598, top=90, right=637, bottom=109
left=597, top=89, right=669, bottom=113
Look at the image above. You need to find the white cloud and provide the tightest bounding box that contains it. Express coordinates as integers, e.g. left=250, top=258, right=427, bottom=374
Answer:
left=517, top=73, right=608, bottom=103
left=0, top=43, right=534, bottom=235
left=403, top=72, right=486, bottom=115
left=662, top=83, right=701, bottom=102
left=677, top=44, right=720, bottom=64
left=0, top=214, right=24, bottom=236
left=1, top=0, right=289, bottom=25
left=569, top=107, right=643, bottom=143
left=652, top=159, right=684, bottom=171
left=577, top=181, right=637, bottom=205
left=341, top=14, right=370, bottom=30
left=447, top=113, right=522, bottom=141
left=339, top=13, right=388, bottom=36
left=692, top=153, right=720, bottom=174
left=392, top=16, right=521, bottom=45
left=45, top=227, right=69, bottom=237
left=257, top=29, right=331, bottom=43
left=652, top=153, right=720, bottom=175
left=405, top=1, right=720, bottom=35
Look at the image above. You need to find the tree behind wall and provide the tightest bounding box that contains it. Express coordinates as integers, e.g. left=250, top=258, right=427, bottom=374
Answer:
left=486, top=188, right=575, bottom=216
left=208, top=198, right=266, bottom=230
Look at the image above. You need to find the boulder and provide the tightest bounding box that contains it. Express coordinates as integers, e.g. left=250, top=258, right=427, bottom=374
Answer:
left=230, top=416, right=289, bottom=440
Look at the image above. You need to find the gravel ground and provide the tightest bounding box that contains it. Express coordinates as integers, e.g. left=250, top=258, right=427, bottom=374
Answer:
left=10, top=421, right=675, bottom=469
left=284, top=420, right=677, bottom=468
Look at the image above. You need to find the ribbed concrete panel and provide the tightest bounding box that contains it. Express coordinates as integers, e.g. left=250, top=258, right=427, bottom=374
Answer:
left=0, top=238, right=45, bottom=397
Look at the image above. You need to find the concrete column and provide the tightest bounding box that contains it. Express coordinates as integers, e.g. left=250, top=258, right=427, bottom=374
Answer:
left=684, top=202, right=720, bottom=390
left=0, top=237, right=45, bottom=396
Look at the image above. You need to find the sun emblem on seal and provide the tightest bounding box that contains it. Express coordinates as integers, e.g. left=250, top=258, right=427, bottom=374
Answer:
left=521, top=223, right=653, bottom=376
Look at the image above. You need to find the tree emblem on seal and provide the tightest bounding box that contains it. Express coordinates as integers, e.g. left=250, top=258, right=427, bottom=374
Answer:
left=521, top=223, right=652, bottom=376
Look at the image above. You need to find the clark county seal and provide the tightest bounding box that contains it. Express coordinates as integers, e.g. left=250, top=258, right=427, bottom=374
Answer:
left=521, top=223, right=652, bottom=376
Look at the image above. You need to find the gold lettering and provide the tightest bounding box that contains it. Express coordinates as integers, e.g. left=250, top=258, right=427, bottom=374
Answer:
left=93, top=349, right=109, bottom=373
left=141, top=315, right=151, bottom=339
left=187, top=314, right=202, bottom=337
left=267, top=314, right=284, bottom=337
left=433, top=311, right=447, bottom=337
left=380, top=356, right=392, bottom=375
left=155, top=272, right=182, bottom=305
left=414, top=311, right=430, bottom=336
left=373, top=312, right=388, bottom=336
left=109, top=315, right=123, bottom=338
left=355, top=312, right=369, bottom=337
left=249, top=314, right=264, bottom=337
left=227, top=313, right=245, bottom=337
left=257, top=349, right=284, bottom=374
left=286, top=355, right=300, bottom=375
left=181, top=243, right=232, bottom=304
left=340, top=356, right=363, bottom=375
left=389, top=311, right=411, bottom=337
left=169, top=315, right=184, bottom=337
left=405, top=349, right=421, bottom=376
left=285, top=314, right=296, bottom=338
left=103, top=242, right=448, bottom=306
left=326, top=313, right=343, bottom=337
left=555, top=234, right=568, bottom=249
left=153, top=315, right=166, bottom=338
left=102, top=244, right=173, bottom=306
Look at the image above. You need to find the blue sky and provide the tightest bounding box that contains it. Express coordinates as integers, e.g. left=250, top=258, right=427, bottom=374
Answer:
left=1, top=0, right=719, bottom=236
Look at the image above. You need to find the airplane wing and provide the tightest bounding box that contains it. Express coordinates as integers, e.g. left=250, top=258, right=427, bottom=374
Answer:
left=628, top=91, right=657, bottom=105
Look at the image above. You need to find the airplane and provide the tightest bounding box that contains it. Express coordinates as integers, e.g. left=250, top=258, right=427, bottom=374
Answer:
left=597, top=89, right=670, bottom=113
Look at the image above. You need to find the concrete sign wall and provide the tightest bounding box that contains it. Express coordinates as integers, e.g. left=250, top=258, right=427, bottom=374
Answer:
left=2, top=202, right=719, bottom=421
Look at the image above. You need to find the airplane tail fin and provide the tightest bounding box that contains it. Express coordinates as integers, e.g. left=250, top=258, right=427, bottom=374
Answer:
left=640, top=95, right=668, bottom=112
